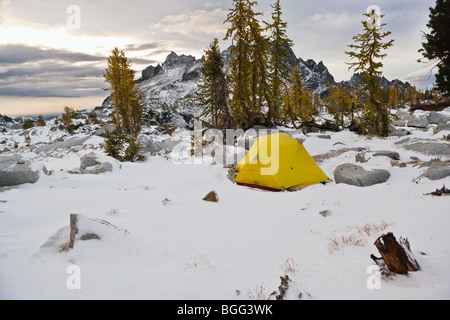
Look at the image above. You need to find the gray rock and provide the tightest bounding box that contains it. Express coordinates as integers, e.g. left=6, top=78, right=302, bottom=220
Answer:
left=79, top=152, right=113, bottom=175
left=92, top=162, right=113, bottom=174
left=389, top=126, right=411, bottom=137
left=141, top=137, right=181, bottom=155
left=428, top=112, right=448, bottom=125
left=80, top=233, right=101, bottom=241
left=0, top=156, right=39, bottom=187
left=403, top=142, right=450, bottom=157
left=373, top=150, right=400, bottom=161
left=317, top=135, right=331, bottom=140
left=96, top=124, right=117, bottom=136
left=35, top=137, right=90, bottom=154
left=390, top=160, right=407, bottom=168
left=334, top=163, right=391, bottom=187
left=393, top=111, right=413, bottom=127
left=423, top=162, right=450, bottom=181
left=81, top=161, right=113, bottom=175
left=434, top=123, right=450, bottom=134
left=407, top=116, right=430, bottom=129
left=356, top=152, right=369, bottom=163
left=80, top=152, right=100, bottom=169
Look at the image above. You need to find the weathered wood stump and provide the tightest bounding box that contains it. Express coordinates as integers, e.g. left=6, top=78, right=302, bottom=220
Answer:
left=371, top=232, right=420, bottom=275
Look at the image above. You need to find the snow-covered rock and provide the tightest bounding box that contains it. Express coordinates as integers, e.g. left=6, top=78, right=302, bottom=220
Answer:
left=0, top=155, right=39, bottom=187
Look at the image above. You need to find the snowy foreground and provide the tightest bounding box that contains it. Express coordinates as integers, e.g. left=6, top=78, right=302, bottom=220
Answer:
left=1, top=110, right=449, bottom=300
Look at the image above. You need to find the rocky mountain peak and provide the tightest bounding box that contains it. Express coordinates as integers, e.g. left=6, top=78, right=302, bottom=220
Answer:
left=164, top=51, right=196, bottom=67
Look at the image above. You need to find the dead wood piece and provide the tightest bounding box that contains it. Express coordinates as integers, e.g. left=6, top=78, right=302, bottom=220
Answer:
left=426, top=185, right=450, bottom=196
left=276, top=275, right=290, bottom=301
left=373, top=233, right=420, bottom=275
left=409, top=99, right=450, bottom=113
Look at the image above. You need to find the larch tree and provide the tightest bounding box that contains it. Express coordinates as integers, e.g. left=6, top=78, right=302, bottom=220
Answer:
left=284, top=66, right=315, bottom=126
left=265, top=0, right=294, bottom=126
left=324, top=84, right=353, bottom=128
left=103, top=47, right=146, bottom=162
left=346, top=9, right=395, bottom=137
left=224, top=0, right=253, bottom=129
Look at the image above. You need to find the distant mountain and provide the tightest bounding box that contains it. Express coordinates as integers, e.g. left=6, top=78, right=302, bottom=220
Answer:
left=136, top=46, right=338, bottom=101
left=100, top=47, right=411, bottom=129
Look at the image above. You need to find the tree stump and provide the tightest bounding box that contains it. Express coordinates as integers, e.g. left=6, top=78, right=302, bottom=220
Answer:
left=371, top=233, right=420, bottom=275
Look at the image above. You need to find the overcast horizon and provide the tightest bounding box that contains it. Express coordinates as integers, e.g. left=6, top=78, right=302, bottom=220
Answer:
left=0, top=0, right=438, bottom=116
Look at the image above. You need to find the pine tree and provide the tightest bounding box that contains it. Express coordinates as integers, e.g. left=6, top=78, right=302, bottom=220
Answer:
left=419, top=0, right=450, bottom=97
left=346, top=9, right=395, bottom=137
left=196, top=38, right=235, bottom=130
left=266, top=0, right=294, bottom=125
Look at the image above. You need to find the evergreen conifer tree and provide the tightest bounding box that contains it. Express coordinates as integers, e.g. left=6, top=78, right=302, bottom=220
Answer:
left=103, top=48, right=145, bottom=162
left=196, top=38, right=235, bottom=130
left=266, top=0, right=294, bottom=126
left=419, top=0, right=450, bottom=97
left=346, top=9, right=394, bottom=137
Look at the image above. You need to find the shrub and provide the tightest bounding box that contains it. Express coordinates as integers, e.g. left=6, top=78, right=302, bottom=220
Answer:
left=36, top=115, right=46, bottom=127
left=62, top=107, right=76, bottom=133
left=22, top=118, right=34, bottom=130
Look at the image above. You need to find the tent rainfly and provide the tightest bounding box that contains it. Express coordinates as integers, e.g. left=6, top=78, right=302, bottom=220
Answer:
left=234, top=133, right=330, bottom=191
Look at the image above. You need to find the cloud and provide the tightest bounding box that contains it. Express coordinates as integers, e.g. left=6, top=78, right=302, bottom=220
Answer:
left=0, top=44, right=105, bottom=64
left=123, top=42, right=162, bottom=52
left=403, top=68, right=436, bottom=89
left=149, top=8, right=228, bottom=36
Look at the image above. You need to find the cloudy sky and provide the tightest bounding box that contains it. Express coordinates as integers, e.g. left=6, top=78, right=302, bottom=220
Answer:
left=0, top=0, right=437, bottom=116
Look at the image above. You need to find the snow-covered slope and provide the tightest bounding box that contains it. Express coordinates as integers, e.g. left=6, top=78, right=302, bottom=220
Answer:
left=0, top=106, right=449, bottom=300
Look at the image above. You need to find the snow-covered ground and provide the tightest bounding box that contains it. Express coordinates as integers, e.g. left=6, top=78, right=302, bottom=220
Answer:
left=1, top=109, right=449, bottom=300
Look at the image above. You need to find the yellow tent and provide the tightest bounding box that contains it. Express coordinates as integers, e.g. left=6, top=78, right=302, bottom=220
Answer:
left=235, top=133, right=330, bottom=191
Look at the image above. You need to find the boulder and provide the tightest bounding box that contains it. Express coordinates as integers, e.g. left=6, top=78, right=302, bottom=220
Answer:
left=0, top=155, right=39, bottom=187
left=407, top=116, right=430, bottom=129
left=389, top=126, right=411, bottom=137
left=141, top=137, right=181, bottom=155
left=428, top=112, right=448, bottom=125
left=403, top=142, right=450, bottom=157
left=423, top=162, right=450, bottom=181
left=80, top=152, right=100, bottom=169
left=79, top=153, right=113, bottom=175
left=334, top=163, right=391, bottom=187
left=433, top=123, right=450, bottom=134
left=96, top=124, right=117, bottom=136
left=372, top=151, right=400, bottom=161
left=35, top=137, right=90, bottom=154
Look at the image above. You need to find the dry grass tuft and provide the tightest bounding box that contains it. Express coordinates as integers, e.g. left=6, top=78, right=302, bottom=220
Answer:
left=247, top=285, right=272, bottom=300
left=279, top=258, right=299, bottom=276
left=328, top=220, right=394, bottom=253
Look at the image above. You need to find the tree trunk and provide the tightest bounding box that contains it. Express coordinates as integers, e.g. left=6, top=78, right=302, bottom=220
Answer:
left=371, top=232, right=420, bottom=275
